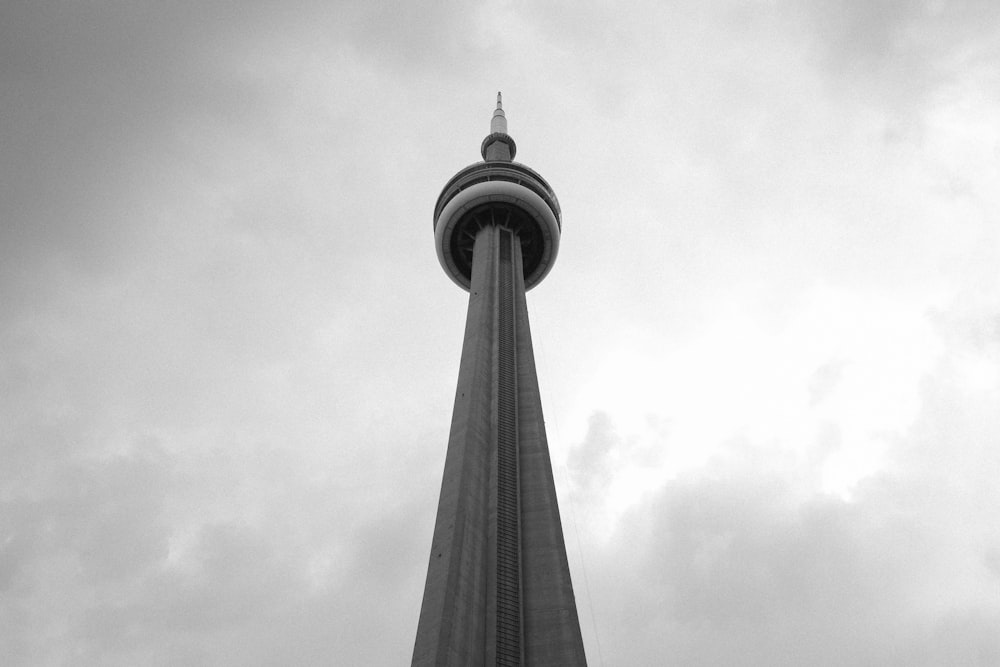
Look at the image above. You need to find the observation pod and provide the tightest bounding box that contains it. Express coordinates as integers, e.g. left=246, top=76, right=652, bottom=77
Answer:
left=433, top=95, right=562, bottom=291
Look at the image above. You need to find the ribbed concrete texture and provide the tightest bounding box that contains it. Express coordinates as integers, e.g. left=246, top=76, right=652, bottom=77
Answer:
left=412, top=224, right=587, bottom=666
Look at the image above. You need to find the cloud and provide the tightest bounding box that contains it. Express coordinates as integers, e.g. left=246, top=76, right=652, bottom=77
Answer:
left=808, top=358, right=848, bottom=406
left=585, top=464, right=999, bottom=664
left=567, top=411, right=620, bottom=494
left=0, top=432, right=435, bottom=665
left=794, top=0, right=1000, bottom=107
left=572, top=295, right=1000, bottom=665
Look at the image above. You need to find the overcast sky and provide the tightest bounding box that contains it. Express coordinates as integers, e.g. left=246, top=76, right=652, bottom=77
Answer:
left=2, top=1, right=999, bottom=665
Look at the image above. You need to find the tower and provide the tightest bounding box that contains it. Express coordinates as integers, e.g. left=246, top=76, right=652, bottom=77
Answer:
left=412, top=95, right=587, bottom=666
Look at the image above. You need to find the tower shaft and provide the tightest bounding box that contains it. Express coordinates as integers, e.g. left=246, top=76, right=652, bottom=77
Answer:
left=413, top=225, right=586, bottom=666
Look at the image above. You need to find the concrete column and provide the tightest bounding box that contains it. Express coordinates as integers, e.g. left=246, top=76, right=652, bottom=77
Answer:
left=413, top=226, right=498, bottom=666
left=413, top=226, right=587, bottom=666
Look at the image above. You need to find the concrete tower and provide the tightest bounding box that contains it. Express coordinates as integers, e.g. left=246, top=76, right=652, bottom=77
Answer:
left=412, top=95, right=587, bottom=666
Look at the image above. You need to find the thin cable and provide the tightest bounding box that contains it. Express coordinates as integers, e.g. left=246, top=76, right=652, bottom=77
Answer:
left=534, top=313, right=606, bottom=667
left=564, top=473, right=605, bottom=667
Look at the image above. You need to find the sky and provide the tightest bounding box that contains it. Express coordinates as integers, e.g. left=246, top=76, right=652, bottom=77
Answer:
left=1, top=1, right=999, bottom=665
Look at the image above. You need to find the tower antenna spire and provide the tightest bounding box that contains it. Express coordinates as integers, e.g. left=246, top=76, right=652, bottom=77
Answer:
left=491, top=90, right=507, bottom=135
left=482, top=91, right=516, bottom=161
